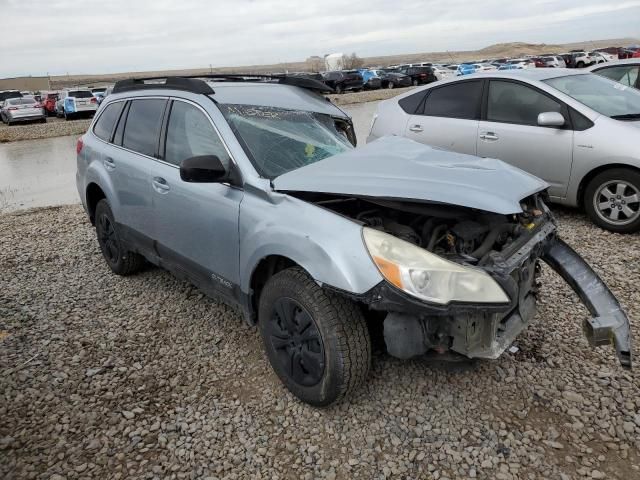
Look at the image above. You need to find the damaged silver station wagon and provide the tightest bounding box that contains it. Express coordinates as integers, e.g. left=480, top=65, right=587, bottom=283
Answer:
left=76, top=75, right=632, bottom=406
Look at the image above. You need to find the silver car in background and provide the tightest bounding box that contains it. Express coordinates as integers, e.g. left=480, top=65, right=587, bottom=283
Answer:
left=368, top=69, right=640, bottom=232
left=0, top=97, right=46, bottom=125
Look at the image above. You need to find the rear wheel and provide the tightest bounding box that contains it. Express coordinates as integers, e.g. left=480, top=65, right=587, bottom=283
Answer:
left=584, top=168, right=640, bottom=233
left=412, top=79, right=419, bottom=86
left=258, top=267, right=371, bottom=406
left=387, top=81, right=395, bottom=89
left=576, top=61, right=585, bottom=68
left=334, top=84, right=343, bottom=94
left=95, top=199, right=145, bottom=275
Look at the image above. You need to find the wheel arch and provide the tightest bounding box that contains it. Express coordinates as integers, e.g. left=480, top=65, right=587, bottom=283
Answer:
left=86, top=182, right=107, bottom=225
left=577, top=163, right=640, bottom=209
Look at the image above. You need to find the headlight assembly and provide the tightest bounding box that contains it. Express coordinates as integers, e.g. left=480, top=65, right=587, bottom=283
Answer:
left=362, top=227, right=510, bottom=305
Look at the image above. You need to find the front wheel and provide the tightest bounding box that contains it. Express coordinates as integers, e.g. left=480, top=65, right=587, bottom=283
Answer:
left=387, top=81, right=395, bottom=89
left=95, top=199, right=145, bottom=275
left=412, top=79, right=419, bottom=86
left=584, top=168, right=640, bottom=233
left=258, top=268, right=371, bottom=406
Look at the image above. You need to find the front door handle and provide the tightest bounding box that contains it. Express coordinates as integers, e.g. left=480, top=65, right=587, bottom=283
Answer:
left=479, top=132, right=499, bottom=141
left=409, top=124, right=423, bottom=133
left=103, top=157, right=115, bottom=171
left=152, top=177, right=170, bottom=194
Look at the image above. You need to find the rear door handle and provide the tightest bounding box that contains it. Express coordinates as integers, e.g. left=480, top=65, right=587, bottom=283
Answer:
left=103, top=157, right=115, bottom=171
left=479, top=132, right=499, bottom=141
left=409, top=124, right=423, bottom=133
left=152, top=177, right=170, bottom=194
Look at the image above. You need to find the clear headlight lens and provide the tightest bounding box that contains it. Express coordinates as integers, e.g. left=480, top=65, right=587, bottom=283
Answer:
left=362, top=227, right=510, bottom=305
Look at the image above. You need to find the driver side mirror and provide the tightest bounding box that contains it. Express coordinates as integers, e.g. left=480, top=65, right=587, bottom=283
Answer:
left=537, top=111, right=565, bottom=127
left=180, top=155, right=227, bottom=183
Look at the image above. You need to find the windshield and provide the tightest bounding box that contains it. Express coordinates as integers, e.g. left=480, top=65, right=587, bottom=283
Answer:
left=544, top=74, right=640, bottom=119
left=219, top=105, right=353, bottom=179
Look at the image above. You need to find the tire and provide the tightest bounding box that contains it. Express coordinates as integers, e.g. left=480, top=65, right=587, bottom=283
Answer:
left=576, top=61, right=585, bottom=68
left=258, top=267, right=371, bottom=406
left=387, top=81, right=394, bottom=89
left=334, top=84, right=343, bottom=94
left=584, top=168, right=640, bottom=233
left=40, top=117, right=47, bottom=123
left=94, top=199, right=145, bottom=275
left=64, top=109, right=72, bottom=121
left=412, top=79, right=419, bottom=86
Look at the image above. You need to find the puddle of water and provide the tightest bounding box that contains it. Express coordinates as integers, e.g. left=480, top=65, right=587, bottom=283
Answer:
left=0, top=135, right=80, bottom=212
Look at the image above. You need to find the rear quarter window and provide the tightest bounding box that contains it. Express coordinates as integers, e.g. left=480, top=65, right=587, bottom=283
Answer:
left=398, top=90, right=428, bottom=114
left=421, top=81, right=483, bottom=120
left=93, top=102, right=124, bottom=142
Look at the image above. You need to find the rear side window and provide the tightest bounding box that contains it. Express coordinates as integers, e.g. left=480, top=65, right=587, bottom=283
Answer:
left=69, top=90, right=93, bottom=98
left=164, top=101, right=231, bottom=168
left=122, top=99, right=167, bottom=157
left=421, top=81, right=482, bottom=120
left=487, top=80, right=562, bottom=126
left=93, top=102, right=124, bottom=142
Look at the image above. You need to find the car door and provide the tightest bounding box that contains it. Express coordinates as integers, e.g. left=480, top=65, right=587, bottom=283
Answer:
left=476, top=79, right=573, bottom=198
left=403, top=80, right=483, bottom=155
left=110, top=97, right=167, bottom=250
left=149, top=98, right=243, bottom=300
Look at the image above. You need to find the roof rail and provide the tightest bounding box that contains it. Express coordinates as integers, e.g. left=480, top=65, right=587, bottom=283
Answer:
left=112, top=74, right=333, bottom=95
left=180, top=74, right=333, bottom=93
left=112, top=77, right=215, bottom=95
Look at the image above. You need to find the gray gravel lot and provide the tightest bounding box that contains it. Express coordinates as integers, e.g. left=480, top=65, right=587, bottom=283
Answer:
left=1, top=204, right=639, bottom=480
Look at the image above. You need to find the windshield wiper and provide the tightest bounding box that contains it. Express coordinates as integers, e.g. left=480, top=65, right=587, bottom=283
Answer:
left=610, top=113, right=640, bottom=120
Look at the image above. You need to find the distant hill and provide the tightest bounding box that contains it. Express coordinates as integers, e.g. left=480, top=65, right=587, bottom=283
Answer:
left=49, top=37, right=640, bottom=88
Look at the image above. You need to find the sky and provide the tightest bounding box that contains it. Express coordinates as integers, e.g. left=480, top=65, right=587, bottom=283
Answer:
left=1, top=0, right=639, bottom=78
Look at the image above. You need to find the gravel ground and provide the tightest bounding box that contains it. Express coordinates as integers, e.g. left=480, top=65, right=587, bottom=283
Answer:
left=0, top=88, right=414, bottom=143
left=1, top=205, right=638, bottom=480
left=0, top=117, right=91, bottom=144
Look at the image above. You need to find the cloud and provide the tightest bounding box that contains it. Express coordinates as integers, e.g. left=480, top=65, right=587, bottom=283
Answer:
left=0, top=0, right=639, bottom=77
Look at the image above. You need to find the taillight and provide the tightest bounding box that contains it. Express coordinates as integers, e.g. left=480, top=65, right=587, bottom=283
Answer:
left=90, top=97, right=97, bottom=103
left=8, top=107, right=18, bottom=111
left=76, top=137, right=84, bottom=155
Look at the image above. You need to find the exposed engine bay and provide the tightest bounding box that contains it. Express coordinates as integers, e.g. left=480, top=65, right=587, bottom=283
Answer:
left=295, top=191, right=548, bottom=265
left=288, top=190, right=631, bottom=369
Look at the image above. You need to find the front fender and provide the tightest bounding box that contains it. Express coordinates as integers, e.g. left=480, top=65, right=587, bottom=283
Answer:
left=239, top=192, right=383, bottom=296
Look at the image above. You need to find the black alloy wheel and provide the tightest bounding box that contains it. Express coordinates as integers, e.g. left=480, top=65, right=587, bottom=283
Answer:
left=268, top=297, right=325, bottom=386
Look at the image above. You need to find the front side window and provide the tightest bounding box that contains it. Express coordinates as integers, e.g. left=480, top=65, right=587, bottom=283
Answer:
left=421, top=81, right=482, bottom=120
left=487, top=80, right=562, bottom=126
left=595, top=65, right=639, bottom=87
left=122, top=99, right=166, bottom=157
left=93, top=102, right=124, bottom=142
left=220, top=105, right=352, bottom=179
left=164, top=101, right=231, bottom=168
left=544, top=74, right=640, bottom=119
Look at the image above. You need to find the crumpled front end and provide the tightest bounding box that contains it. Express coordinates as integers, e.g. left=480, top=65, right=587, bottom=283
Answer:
left=309, top=191, right=632, bottom=369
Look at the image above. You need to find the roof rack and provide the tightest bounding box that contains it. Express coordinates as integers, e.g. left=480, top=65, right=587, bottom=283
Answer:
left=111, top=73, right=333, bottom=95
left=112, top=77, right=215, bottom=95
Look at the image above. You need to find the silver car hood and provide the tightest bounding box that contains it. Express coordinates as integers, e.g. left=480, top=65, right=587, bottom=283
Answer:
left=273, top=136, right=548, bottom=215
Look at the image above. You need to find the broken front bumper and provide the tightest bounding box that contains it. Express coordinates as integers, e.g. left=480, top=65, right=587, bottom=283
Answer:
left=543, top=239, right=632, bottom=368
left=361, top=222, right=633, bottom=368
